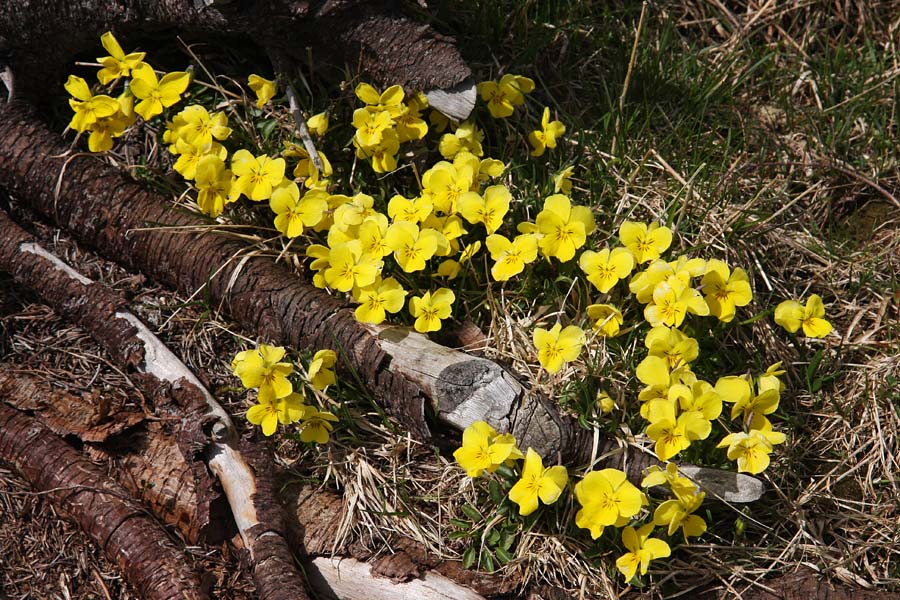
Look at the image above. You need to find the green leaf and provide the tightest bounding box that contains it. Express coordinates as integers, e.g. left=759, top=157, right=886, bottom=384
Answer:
left=449, top=518, right=470, bottom=530
left=489, top=479, right=503, bottom=504
left=481, top=550, right=495, bottom=572
left=461, top=504, right=482, bottom=521
left=462, top=546, right=477, bottom=570
left=495, top=547, right=513, bottom=565
left=499, top=531, right=516, bottom=551
left=486, top=529, right=501, bottom=546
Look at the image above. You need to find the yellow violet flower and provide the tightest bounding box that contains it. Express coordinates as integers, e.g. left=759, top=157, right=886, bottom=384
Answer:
left=246, top=392, right=309, bottom=437
left=173, top=104, right=232, bottom=148
left=323, top=240, right=383, bottom=293
left=65, top=75, right=119, bottom=132
left=553, top=166, right=575, bottom=194
left=476, top=74, right=532, bottom=118
left=528, top=107, right=566, bottom=157
left=195, top=155, right=233, bottom=218
left=641, top=463, right=697, bottom=499
left=387, top=194, right=433, bottom=224
left=355, top=82, right=405, bottom=116
left=386, top=221, right=443, bottom=273
left=130, top=64, right=190, bottom=121
left=173, top=139, right=227, bottom=181
left=352, top=277, right=407, bottom=325
left=453, top=421, right=523, bottom=478
left=230, top=149, right=287, bottom=202
left=307, top=349, right=337, bottom=391
left=357, top=214, right=391, bottom=259
left=352, top=107, right=395, bottom=147
left=486, top=233, right=538, bottom=281
left=701, top=259, right=753, bottom=322
left=644, top=326, right=699, bottom=369
left=410, top=288, right=455, bottom=333
left=86, top=94, right=134, bottom=152
left=653, top=489, right=707, bottom=542
left=248, top=74, right=276, bottom=107
left=457, top=184, right=511, bottom=234
left=355, top=131, right=400, bottom=173
left=508, top=448, right=568, bottom=516
left=421, top=161, right=475, bottom=214
left=395, top=97, right=429, bottom=142
left=774, top=294, right=832, bottom=338
left=596, top=391, right=616, bottom=414
left=231, top=344, right=293, bottom=402
left=439, top=121, right=484, bottom=159
left=96, top=31, right=147, bottom=84
left=574, top=468, right=645, bottom=539
left=533, top=323, right=585, bottom=374
left=643, top=280, right=709, bottom=328
left=579, top=247, right=635, bottom=293
left=715, top=375, right=779, bottom=423
left=300, top=410, right=339, bottom=444
left=717, top=425, right=786, bottom=474
left=615, top=525, right=671, bottom=581
left=586, top=303, right=624, bottom=337
left=270, top=183, right=328, bottom=238
left=646, top=408, right=710, bottom=461
left=619, top=221, right=673, bottom=264
left=306, top=112, right=329, bottom=136
left=535, top=194, right=596, bottom=262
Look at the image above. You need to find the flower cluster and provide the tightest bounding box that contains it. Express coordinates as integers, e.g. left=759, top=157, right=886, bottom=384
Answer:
left=232, top=344, right=338, bottom=442
left=65, top=32, right=190, bottom=152
left=351, top=83, right=428, bottom=173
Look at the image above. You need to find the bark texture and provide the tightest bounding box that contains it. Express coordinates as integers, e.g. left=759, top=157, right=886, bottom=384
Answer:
left=0, top=100, right=596, bottom=465
left=0, top=0, right=470, bottom=103
left=0, top=400, right=205, bottom=600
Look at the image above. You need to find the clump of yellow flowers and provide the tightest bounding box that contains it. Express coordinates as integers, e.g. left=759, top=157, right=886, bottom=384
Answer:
left=63, top=34, right=836, bottom=583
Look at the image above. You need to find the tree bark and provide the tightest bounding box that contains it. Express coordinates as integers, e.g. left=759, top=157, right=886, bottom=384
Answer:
left=0, top=0, right=471, bottom=106
left=0, top=399, right=206, bottom=600
left=0, top=100, right=596, bottom=467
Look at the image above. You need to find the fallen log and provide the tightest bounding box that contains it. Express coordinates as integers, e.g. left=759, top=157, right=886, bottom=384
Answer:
left=0, top=400, right=205, bottom=600
left=0, top=210, right=498, bottom=599
left=0, top=101, right=765, bottom=503
left=0, top=0, right=475, bottom=118
left=0, top=100, right=591, bottom=466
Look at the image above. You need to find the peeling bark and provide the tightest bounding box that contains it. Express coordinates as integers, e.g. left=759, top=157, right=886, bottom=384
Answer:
left=0, top=400, right=205, bottom=600
left=0, top=0, right=471, bottom=109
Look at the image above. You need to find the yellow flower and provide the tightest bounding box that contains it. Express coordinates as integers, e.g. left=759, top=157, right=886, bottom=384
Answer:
left=352, top=277, right=407, bottom=325
left=246, top=396, right=280, bottom=436
left=195, top=155, right=233, bottom=217
left=96, top=31, right=147, bottom=84
left=248, top=74, right=276, bottom=107
left=533, top=323, right=585, bottom=374
left=553, top=166, right=575, bottom=194
left=307, top=349, right=337, bottom=391
left=352, top=107, right=395, bottom=147
left=586, top=303, right=624, bottom=337
left=355, top=82, right=405, bottom=116
left=439, top=121, right=484, bottom=159
left=355, top=130, right=400, bottom=173
left=653, top=489, right=707, bottom=542
left=574, top=469, right=645, bottom=539
left=387, top=194, right=433, bottom=224
left=323, top=240, right=383, bottom=293
left=395, top=97, right=429, bottom=142
left=508, top=448, right=568, bottom=516
left=231, top=344, right=293, bottom=402
left=717, top=425, right=786, bottom=474
left=421, top=161, right=475, bottom=214
left=410, top=288, right=455, bottom=333
left=528, top=107, right=566, bottom=157
left=615, top=525, right=671, bottom=581
left=644, top=326, right=699, bottom=369
left=247, top=392, right=310, bottom=437
left=386, top=222, right=444, bottom=273
left=646, top=409, right=710, bottom=461
left=701, top=259, right=753, bottom=322
left=299, top=410, right=339, bottom=444
left=643, top=280, right=709, bottom=328
left=715, top=375, right=778, bottom=423
left=130, top=64, right=190, bottom=120
left=65, top=75, right=119, bottom=132
left=230, top=149, right=286, bottom=202
left=486, top=233, right=538, bottom=281
left=457, top=184, right=511, bottom=234
left=596, top=391, right=616, bottom=414
left=270, top=183, right=327, bottom=237
left=357, top=214, right=391, bottom=259
left=641, top=463, right=697, bottom=499
left=85, top=94, right=134, bottom=152
left=618, top=221, right=673, bottom=264
left=306, top=112, right=329, bottom=136
left=173, top=104, right=232, bottom=147
left=453, top=421, right=523, bottom=478
left=579, top=247, right=635, bottom=293
left=535, top=194, right=596, bottom=262
left=173, top=139, right=227, bottom=181
left=774, top=294, right=832, bottom=338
